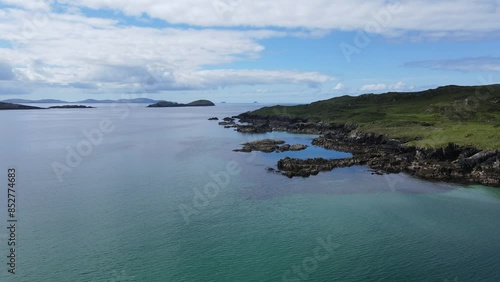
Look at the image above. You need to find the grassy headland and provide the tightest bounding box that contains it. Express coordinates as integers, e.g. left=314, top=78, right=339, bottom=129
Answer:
left=245, top=84, right=500, bottom=150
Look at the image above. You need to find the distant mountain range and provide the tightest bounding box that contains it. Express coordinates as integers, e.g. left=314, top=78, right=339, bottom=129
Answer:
left=2, top=98, right=160, bottom=104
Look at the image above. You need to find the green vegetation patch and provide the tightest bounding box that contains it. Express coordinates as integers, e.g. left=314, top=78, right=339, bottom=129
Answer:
left=246, top=85, right=500, bottom=150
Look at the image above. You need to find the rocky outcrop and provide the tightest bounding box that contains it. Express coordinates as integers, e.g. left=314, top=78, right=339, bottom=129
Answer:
left=216, top=117, right=238, bottom=128
left=208, top=117, right=219, bottom=120
left=278, top=130, right=500, bottom=186
left=278, top=157, right=366, bottom=178
left=235, top=139, right=285, bottom=153
left=235, top=124, right=272, bottom=133
left=289, top=144, right=308, bottom=151
left=226, top=113, right=500, bottom=187
left=234, top=139, right=308, bottom=153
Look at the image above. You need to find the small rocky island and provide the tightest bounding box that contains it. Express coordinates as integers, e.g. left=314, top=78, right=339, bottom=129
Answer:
left=48, top=105, right=95, bottom=109
left=234, top=139, right=308, bottom=153
left=148, top=99, right=215, bottom=108
left=0, top=102, right=43, bottom=110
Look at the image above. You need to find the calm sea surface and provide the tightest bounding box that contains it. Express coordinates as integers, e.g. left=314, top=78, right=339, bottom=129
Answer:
left=0, top=103, right=499, bottom=281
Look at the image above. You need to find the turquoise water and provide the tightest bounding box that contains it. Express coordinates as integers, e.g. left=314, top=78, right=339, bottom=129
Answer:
left=0, top=104, right=499, bottom=281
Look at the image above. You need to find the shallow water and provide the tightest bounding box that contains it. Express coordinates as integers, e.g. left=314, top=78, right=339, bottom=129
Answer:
left=0, top=103, right=499, bottom=281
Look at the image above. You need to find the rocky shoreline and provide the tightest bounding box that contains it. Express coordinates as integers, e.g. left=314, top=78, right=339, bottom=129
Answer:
left=232, top=114, right=500, bottom=187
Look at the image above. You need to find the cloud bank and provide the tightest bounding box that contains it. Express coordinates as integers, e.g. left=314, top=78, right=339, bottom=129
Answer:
left=0, top=5, right=333, bottom=94
left=57, top=0, right=500, bottom=38
left=0, top=0, right=498, bottom=96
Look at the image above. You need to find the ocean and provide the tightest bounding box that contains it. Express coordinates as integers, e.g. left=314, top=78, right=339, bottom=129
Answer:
left=1, top=103, right=499, bottom=281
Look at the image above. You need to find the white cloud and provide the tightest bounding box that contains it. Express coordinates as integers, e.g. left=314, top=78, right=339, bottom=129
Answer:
left=183, top=69, right=331, bottom=89
left=333, top=82, right=344, bottom=90
left=58, top=0, right=500, bottom=39
left=391, top=81, right=407, bottom=90
left=0, top=0, right=51, bottom=11
left=0, top=6, right=334, bottom=94
left=1, top=1, right=498, bottom=97
left=360, top=81, right=410, bottom=92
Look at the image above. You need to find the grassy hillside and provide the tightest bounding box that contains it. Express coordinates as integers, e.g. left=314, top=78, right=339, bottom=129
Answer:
left=247, top=84, right=500, bottom=149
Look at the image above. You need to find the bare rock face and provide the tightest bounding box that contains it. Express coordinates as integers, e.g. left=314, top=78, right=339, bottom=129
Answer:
left=278, top=157, right=366, bottom=178
left=234, top=139, right=308, bottom=153
left=218, top=117, right=237, bottom=127
left=235, top=124, right=272, bottom=133
left=234, top=139, right=285, bottom=153
left=290, top=144, right=308, bottom=151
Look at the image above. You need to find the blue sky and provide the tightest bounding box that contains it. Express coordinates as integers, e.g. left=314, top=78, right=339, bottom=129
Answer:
left=0, top=0, right=499, bottom=103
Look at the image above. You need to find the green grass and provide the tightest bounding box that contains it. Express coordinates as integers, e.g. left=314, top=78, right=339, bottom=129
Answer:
left=246, top=84, right=500, bottom=150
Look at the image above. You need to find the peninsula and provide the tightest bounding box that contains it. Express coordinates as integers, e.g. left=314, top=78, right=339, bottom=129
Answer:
left=232, top=84, right=500, bottom=187
left=0, top=102, right=44, bottom=110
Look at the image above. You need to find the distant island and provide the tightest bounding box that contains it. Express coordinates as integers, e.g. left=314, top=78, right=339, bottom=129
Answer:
left=147, top=99, right=215, bottom=108
left=2, top=98, right=160, bottom=104
left=0, top=102, right=95, bottom=110
left=228, top=84, right=500, bottom=187
left=1, top=99, right=216, bottom=110
left=48, top=105, right=95, bottom=109
left=0, top=102, right=44, bottom=110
